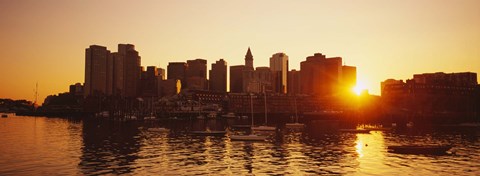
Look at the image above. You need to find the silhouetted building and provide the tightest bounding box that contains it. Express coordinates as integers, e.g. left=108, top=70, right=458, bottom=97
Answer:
left=167, top=62, right=187, bottom=87
left=230, top=48, right=255, bottom=93
left=244, top=67, right=273, bottom=93
left=186, top=59, right=207, bottom=90
left=270, top=53, right=289, bottom=94
left=288, top=69, right=300, bottom=95
left=84, top=45, right=111, bottom=97
left=230, top=65, right=246, bottom=93
left=69, top=83, right=84, bottom=97
left=157, top=68, right=165, bottom=80
left=300, top=53, right=342, bottom=96
left=209, top=59, right=227, bottom=92
left=111, top=44, right=141, bottom=97
left=382, top=72, right=479, bottom=123
left=245, top=47, right=254, bottom=70
left=158, top=79, right=181, bottom=97
left=342, top=66, right=357, bottom=93
left=413, top=72, right=477, bottom=86
left=140, top=66, right=159, bottom=97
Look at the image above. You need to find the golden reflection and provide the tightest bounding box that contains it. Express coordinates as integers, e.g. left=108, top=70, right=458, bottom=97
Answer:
left=354, top=132, right=389, bottom=173
left=355, top=138, right=364, bottom=158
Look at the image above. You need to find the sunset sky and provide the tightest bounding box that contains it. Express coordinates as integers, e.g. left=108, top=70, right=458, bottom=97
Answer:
left=1, top=0, right=479, bottom=104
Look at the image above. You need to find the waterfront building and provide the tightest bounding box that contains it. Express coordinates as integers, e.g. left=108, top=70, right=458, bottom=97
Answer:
left=140, top=66, right=159, bottom=97
left=209, top=59, right=227, bottom=93
left=382, top=72, right=479, bottom=123
left=300, top=53, right=342, bottom=96
left=84, top=45, right=111, bottom=97
left=244, top=67, right=273, bottom=93
left=69, top=83, right=84, bottom=97
left=120, top=44, right=141, bottom=97
left=270, top=53, right=289, bottom=94
left=287, top=69, right=300, bottom=95
left=186, top=59, right=208, bottom=90
left=230, top=65, right=246, bottom=93
left=158, top=79, right=181, bottom=97
left=342, top=65, right=357, bottom=93
left=167, top=62, right=188, bottom=87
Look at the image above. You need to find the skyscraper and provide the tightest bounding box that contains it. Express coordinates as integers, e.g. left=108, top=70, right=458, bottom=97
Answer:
left=230, top=65, right=246, bottom=93
left=300, top=53, right=342, bottom=96
left=186, top=59, right=207, bottom=90
left=167, top=62, right=188, bottom=87
left=112, top=44, right=141, bottom=97
left=209, top=59, right=227, bottom=92
left=288, top=69, right=300, bottom=95
left=269, top=53, right=289, bottom=94
left=342, top=65, right=357, bottom=93
left=84, top=45, right=111, bottom=97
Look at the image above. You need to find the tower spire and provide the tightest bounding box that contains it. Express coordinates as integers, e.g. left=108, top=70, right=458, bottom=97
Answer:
left=245, top=47, right=253, bottom=69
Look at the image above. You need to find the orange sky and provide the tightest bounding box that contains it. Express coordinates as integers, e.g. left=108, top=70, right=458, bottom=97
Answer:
left=0, top=0, right=479, bottom=104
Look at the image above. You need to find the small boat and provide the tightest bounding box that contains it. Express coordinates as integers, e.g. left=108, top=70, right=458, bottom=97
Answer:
left=231, top=94, right=270, bottom=141
left=190, top=130, right=227, bottom=136
left=1, top=114, right=7, bottom=118
left=251, top=125, right=276, bottom=131
left=147, top=127, right=170, bottom=132
left=251, top=92, right=276, bottom=131
left=339, top=129, right=371, bottom=133
left=286, top=98, right=305, bottom=129
left=388, top=145, right=452, bottom=155
left=230, top=134, right=267, bottom=141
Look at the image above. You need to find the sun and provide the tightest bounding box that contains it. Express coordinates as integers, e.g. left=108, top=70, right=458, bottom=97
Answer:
left=352, top=82, right=366, bottom=95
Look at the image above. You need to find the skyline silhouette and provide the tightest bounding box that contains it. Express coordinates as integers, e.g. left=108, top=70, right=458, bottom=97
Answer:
left=1, top=1, right=479, bottom=104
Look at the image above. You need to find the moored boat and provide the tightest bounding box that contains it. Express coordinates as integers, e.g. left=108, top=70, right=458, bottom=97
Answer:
left=388, top=145, right=452, bottom=155
left=221, top=112, right=236, bottom=118
left=251, top=125, right=276, bottom=131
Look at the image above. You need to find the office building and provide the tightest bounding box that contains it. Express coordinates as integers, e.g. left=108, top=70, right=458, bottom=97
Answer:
left=270, top=53, right=289, bottom=94
left=167, top=62, right=188, bottom=87
left=300, top=53, right=342, bottom=96
left=84, top=45, right=111, bottom=97
left=209, top=59, right=227, bottom=92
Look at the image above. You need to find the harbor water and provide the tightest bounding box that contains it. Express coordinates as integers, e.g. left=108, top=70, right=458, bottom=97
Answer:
left=0, top=115, right=479, bottom=175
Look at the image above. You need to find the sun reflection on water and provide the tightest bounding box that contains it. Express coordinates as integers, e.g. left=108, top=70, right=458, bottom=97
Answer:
left=354, top=132, right=389, bottom=175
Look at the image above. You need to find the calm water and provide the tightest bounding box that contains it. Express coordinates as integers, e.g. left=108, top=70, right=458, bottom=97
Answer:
left=0, top=115, right=479, bottom=175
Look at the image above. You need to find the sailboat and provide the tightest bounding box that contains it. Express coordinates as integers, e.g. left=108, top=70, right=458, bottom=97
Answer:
left=251, top=91, right=276, bottom=131
left=231, top=94, right=268, bottom=141
left=285, top=96, right=305, bottom=129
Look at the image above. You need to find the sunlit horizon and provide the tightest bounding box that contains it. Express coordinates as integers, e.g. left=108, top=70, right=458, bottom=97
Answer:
left=1, top=0, right=479, bottom=104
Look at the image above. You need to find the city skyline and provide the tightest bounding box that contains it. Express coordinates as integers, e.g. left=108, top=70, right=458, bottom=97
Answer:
left=1, top=0, right=479, bottom=103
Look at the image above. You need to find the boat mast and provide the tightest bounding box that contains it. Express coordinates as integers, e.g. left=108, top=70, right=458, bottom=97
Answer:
left=33, top=82, right=39, bottom=111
